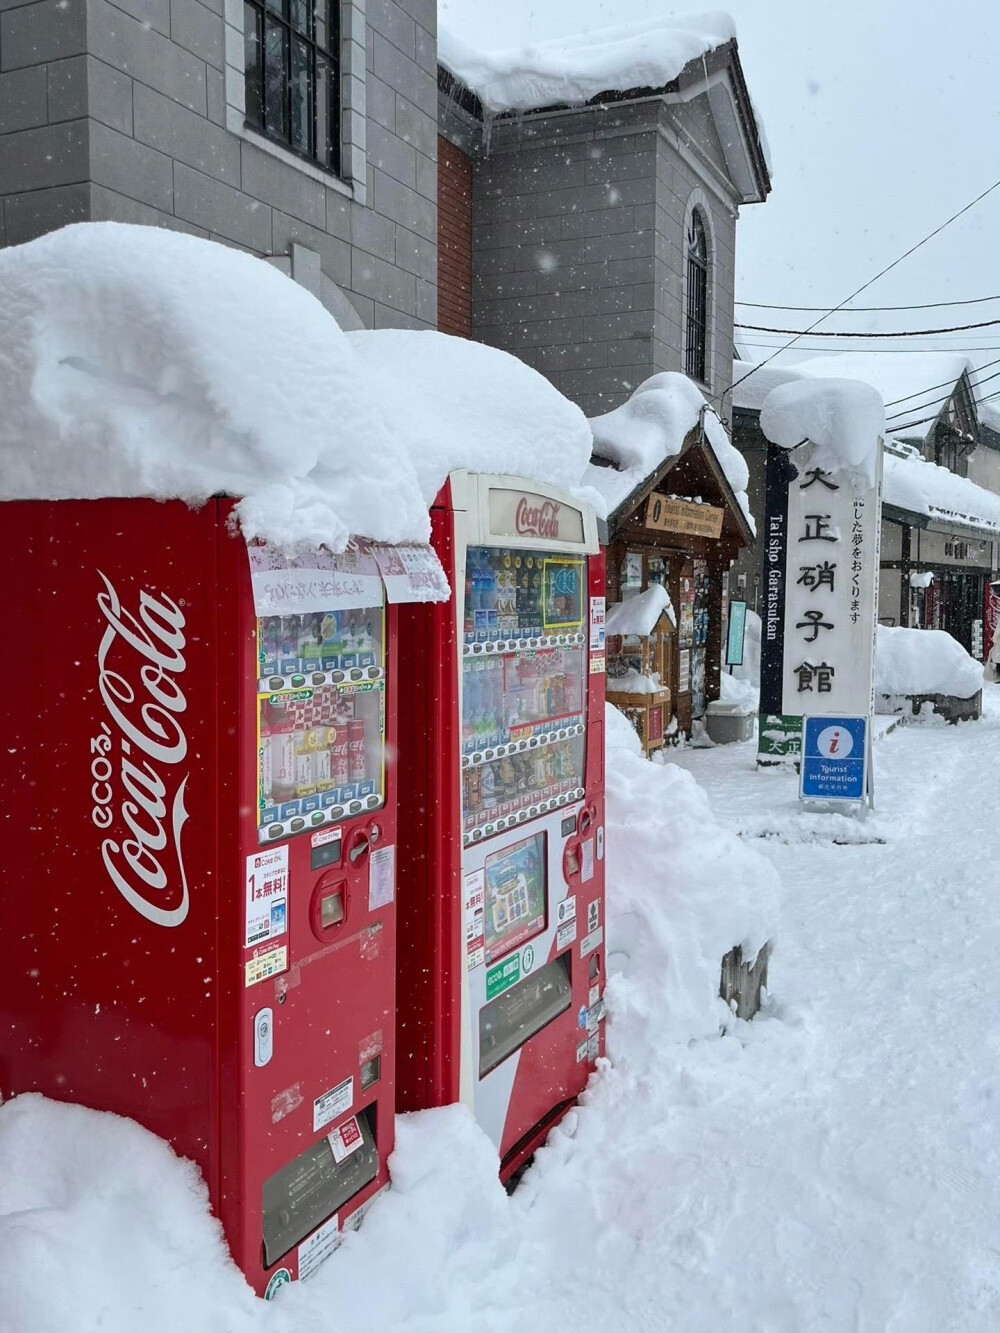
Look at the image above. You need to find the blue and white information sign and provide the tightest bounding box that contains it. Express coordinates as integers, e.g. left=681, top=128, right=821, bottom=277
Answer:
left=800, top=715, right=869, bottom=803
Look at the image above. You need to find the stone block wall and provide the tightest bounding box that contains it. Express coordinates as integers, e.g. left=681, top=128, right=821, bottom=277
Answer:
left=467, top=95, right=740, bottom=420
left=0, top=0, right=437, bottom=329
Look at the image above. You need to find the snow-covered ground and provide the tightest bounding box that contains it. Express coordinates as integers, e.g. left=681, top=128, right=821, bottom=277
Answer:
left=4, top=691, right=997, bottom=1333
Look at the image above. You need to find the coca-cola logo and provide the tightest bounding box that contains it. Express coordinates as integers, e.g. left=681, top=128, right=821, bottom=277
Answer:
left=90, top=572, right=191, bottom=927
left=515, top=497, right=561, bottom=539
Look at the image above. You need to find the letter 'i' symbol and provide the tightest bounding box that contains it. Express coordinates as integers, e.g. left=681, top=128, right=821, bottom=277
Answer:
left=829, top=731, right=840, bottom=755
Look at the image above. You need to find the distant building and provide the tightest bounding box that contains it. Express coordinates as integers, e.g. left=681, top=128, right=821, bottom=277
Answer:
left=435, top=17, right=771, bottom=733
left=730, top=353, right=1000, bottom=660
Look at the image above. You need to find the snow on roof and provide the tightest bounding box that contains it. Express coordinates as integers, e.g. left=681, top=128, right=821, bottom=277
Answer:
left=883, top=450, right=1000, bottom=533
left=438, top=11, right=736, bottom=115
left=731, top=359, right=807, bottom=412
left=345, top=329, right=598, bottom=509
left=0, top=224, right=603, bottom=548
left=606, top=583, right=676, bottom=637
left=875, top=625, right=983, bottom=700
left=585, top=372, right=754, bottom=532
left=760, top=378, right=884, bottom=488
left=979, top=398, right=1000, bottom=434
left=733, top=352, right=973, bottom=444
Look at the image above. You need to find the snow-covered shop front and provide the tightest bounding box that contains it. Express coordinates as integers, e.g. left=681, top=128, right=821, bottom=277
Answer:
left=584, top=374, right=755, bottom=740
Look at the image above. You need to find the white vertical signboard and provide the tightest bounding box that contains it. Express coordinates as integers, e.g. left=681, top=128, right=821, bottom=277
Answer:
left=780, top=447, right=883, bottom=718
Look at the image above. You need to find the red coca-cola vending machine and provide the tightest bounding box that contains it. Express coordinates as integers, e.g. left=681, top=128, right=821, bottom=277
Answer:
left=0, top=497, right=446, bottom=1297
left=396, top=472, right=608, bottom=1181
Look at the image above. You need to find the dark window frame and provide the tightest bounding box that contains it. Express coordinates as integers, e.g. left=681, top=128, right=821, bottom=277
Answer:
left=244, top=0, right=341, bottom=176
left=685, top=210, right=709, bottom=385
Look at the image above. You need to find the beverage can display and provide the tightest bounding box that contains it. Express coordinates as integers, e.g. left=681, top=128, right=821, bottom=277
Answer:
left=347, top=719, right=367, bottom=782
left=328, top=726, right=350, bottom=787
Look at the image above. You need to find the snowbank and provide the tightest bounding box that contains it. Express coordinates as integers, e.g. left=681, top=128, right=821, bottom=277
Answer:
left=709, top=672, right=758, bottom=716
left=439, top=13, right=735, bottom=115
left=0, top=223, right=430, bottom=551
left=346, top=330, right=599, bottom=510
left=605, top=583, right=676, bottom=637
left=0, top=1094, right=263, bottom=1333
left=603, top=702, right=776, bottom=1044
left=586, top=372, right=754, bottom=531
left=875, top=625, right=984, bottom=700
left=883, top=451, right=1000, bottom=534
left=760, top=378, right=884, bottom=488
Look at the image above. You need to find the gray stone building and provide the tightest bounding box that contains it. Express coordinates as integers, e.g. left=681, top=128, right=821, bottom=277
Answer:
left=436, top=38, right=771, bottom=418
left=0, top=0, right=437, bottom=329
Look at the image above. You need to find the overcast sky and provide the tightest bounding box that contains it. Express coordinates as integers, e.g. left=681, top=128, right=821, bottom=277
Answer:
left=441, top=0, right=1000, bottom=390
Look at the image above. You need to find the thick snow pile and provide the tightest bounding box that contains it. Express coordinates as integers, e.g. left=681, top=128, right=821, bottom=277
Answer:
left=735, top=352, right=974, bottom=446
left=0, top=1094, right=263, bottom=1333
left=586, top=372, right=754, bottom=531
left=709, top=671, right=758, bottom=715
left=883, top=451, right=1000, bottom=533
left=780, top=352, right=974, bottom=445
left=604, top=702, right=775, bottom=1042
left=875, top=625, right=984, bottom=700
left=0, top=223, right=430, bottom=551
left=346, top=330, right=600, bottom=510
left=980, top=399, right=1000, bottom=434
left=439, top=12, right=735, bottom=114
left=760, top=378, right=885, bottom=488
left=605, top=583, right=676, bottom=637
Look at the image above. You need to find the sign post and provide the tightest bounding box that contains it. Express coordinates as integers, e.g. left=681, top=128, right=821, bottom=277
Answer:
left=726, top=599, right=747, bottom=668
left=800, top=715, right=870, bottom=809
left=757, top=432, right=883, bottom=807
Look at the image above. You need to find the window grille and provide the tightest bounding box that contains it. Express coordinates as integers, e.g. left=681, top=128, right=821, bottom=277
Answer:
left=244, top=0, right=339, bottom=173
left=685, top=211, right=709, bottom=384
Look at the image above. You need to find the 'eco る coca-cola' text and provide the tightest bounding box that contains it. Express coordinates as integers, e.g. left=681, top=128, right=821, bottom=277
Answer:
left=91, top=572, right=191, bottom=927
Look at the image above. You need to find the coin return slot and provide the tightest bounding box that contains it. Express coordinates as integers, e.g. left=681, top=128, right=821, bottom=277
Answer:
left=321, top=890, right=345, bottom=930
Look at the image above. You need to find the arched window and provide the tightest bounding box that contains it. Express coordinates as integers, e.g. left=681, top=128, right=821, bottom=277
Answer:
left=685, top=211, right=709, bottom=384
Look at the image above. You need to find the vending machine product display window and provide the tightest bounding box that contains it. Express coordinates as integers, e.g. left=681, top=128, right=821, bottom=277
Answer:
left=461, top=546, right=587, bottom=844
left=256, top=606, right=387, bottom=843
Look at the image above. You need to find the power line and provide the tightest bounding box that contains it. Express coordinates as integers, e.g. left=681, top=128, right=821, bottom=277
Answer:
left=722, top=178, right=1000, bottom=408
left=882, top=356, right=1000, bottom=406
left=736, top=295, right=1000, bottom=312
left=736, top=318, right=1000, bottom=337
left=884, top=367, right=1000, bottom=423
left=890, top=367, right=1000, bottom=423
left=738, top=342, right=1000, bottom=355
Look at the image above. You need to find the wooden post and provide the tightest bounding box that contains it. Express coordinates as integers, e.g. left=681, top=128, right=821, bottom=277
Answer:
left=705, top=550, right=727, bottom=704
left=899, top=524, right=911, bottom=627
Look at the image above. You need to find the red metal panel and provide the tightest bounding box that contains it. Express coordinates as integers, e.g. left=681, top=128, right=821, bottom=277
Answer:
left=394, top=486, right=463, bottom=1111
left=0, top=498, right=398, bottom=1297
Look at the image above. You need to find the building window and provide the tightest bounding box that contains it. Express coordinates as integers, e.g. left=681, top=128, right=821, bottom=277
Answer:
left=244, top=0, right=339, bottom=173
left=685, top=211, right=709, bottom=384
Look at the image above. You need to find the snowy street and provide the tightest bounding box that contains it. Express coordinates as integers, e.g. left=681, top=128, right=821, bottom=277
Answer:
left=269, top=694, right=1000, bottom=1333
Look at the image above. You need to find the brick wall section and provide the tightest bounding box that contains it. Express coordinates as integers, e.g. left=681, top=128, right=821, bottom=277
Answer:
left=467, top=97, right=739, bottom=419
left=437, top=134, right=471, bottom=337
left=0, top=0, right=438, bottom=331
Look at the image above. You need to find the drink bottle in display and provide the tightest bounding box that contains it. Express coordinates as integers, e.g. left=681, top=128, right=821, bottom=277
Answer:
left=347, top=720, right=367, bottom=782
left=328, top=726, right=350, bottom=788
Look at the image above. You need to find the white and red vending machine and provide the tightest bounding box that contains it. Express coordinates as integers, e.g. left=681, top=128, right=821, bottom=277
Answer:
left=0, top=498, right=445, bottom=1297
left=396, top=472, right=608, bottom=1180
